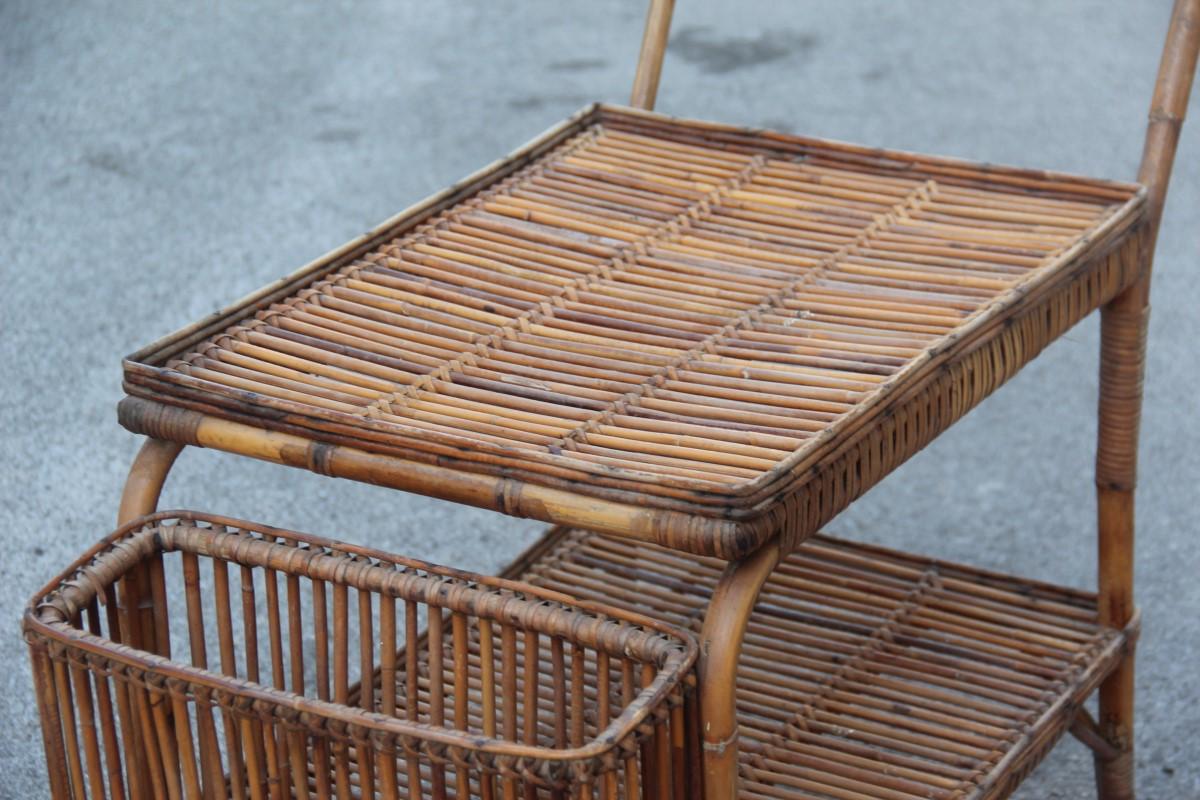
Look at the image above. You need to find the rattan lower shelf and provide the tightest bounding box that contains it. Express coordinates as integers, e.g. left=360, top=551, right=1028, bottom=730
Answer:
left=502, top=528, right=1138, bottom=800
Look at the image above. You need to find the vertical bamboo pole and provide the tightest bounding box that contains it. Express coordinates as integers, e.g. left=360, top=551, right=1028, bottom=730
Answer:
left=479, top=618, right=498, bottom=800
left=65, top=669, right=97, bottom=800
left=698, top=540, right=779, bottom=800
left=212, top=559, right=249, bottom=800
left=287, top=562, right=312, bottom=800
left=1095, top=3, right=1200, bottom=799
left=332, top=583, right=352, bottom=800
left=569, top=644, right=588, bottom=800
left=596, top=651, right=615, bottom=800
left=86, top=601, right=128, bottom=800
left=170, top=689, right=203, bottom=800
left=521, top=629, right=540, bottom=800
left=263, top=561, right=291, bottom=800
left=311, top=577, right=334, bottom=799
left=358, top=587, right=377, bottom=796
left=240, top=565, right=271, bottom=800
left=630, top=0, right=675, bottom=110
left=453, top=612, right=472, bottom=799
left=549, top=635, right=568, bottom=800
left=380, top=587, right=399, bottom=799
left=429, top=605, right=448, bottom=799
left=29, top=646, right=72, bottom=800
left=241, top=714, right=268, bottom=800
left=619, top=660, right=639, bottom=800
left=404, top=599, right=422, bottom=799
left=182, top=550, right=224, bottom=800
left=501, top=624, right=518, bottom=800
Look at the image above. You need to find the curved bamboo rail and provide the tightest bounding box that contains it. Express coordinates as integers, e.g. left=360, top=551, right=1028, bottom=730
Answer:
left=698, top=541, right=780, bottom=800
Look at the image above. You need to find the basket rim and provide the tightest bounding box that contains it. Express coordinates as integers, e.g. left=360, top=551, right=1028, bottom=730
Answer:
left=24, top=510, right=698, bottom=764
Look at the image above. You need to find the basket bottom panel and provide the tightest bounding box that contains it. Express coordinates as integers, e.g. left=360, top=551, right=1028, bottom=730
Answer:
left=491, top=529, right=1132, bottom=800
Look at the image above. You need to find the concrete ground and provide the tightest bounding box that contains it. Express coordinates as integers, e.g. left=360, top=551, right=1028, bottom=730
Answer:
left=2, top=1, right=1197, bottom=797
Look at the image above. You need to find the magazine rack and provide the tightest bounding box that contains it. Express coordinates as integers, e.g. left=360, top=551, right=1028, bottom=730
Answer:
left=29, top=1, right=1200, bottom=798
left=27, top=513, right=701, bottom=799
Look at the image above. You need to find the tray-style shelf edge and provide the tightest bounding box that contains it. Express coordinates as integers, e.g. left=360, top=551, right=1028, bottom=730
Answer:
left=118, top=105, right=1150, bottom=559
left=118, top=217, right=1147, bottom=560
left=123, top=103, right=1144, bottom=373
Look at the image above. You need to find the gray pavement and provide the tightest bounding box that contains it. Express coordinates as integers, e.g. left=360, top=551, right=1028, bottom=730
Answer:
left=2, top=2, right=1197, bottom=797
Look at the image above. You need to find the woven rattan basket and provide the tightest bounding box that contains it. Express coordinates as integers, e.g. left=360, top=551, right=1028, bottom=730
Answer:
left=24, top=512, right=699, bottom=800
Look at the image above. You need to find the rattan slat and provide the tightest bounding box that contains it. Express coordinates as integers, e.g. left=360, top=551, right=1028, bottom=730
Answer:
left=122, top=105, right=1147, bottom=558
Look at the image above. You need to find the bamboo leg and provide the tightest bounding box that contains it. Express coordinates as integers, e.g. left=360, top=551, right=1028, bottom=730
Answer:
left=698, top=540, right=780, bottom=800
left=630, top=0, right=675, bottom=109
left=1094, top=287, right=1147, bottom=800
left=114, top=437, right=185, bottom=797
left=1093, top=3, right=1200, bottom=797
left=1094, top=3, right=1200, bottom=796
left=118, top=437, right=185, bottom=525
left=117, top=438, right=183, bottom=655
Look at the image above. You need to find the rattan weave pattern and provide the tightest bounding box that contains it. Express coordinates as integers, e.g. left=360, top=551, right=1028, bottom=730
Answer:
left=507, top=528, right=1136, bottom=800
left=122, top=106, right=1146, bottom=557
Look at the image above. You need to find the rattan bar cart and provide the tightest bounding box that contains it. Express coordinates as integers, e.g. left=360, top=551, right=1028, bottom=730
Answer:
left=26, top=2, right=1200, bottom=799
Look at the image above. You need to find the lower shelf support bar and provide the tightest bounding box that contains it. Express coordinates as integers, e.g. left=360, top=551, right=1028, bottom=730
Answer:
left=1070, top=706, right=1123, bottom=763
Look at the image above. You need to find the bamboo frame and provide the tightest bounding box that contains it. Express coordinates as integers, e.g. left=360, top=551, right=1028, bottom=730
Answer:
left=632, top=2, right=1198, bottom=796
left=27, top=2, right=1198, bottom=799
left=1094, top=2, right=1200, bottom=798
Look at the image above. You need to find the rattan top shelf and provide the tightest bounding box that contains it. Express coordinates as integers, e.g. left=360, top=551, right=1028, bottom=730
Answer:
left=121, top=104, right=1146, bottom=559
